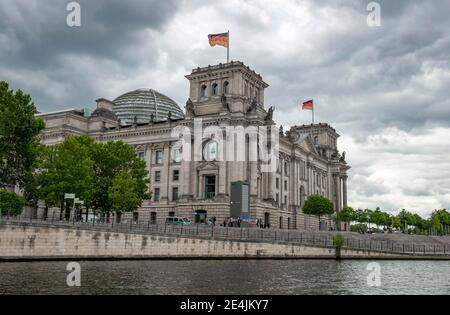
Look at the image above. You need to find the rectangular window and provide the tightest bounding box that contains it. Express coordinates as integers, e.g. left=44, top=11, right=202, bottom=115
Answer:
left=284, top=180, right=287, bottom=190
left=150, top=212, right=157, bottom=224
left=155, top=171, right=161, bottom=182
left=172, top=187, right=179, bottom=201
left=155, top=151, right=163, bottom=164
left=138, top=151, right=145, bottom=160
left=169, top=211, right=175, bottom=217
left=276, top=178, right=279, bottom=189
left=154, top=188, right=160, bottom=202
left=284, top=195, right=287, bottom=205
left=276, top=193, right=279, bottom=204
left=204, top=175, right=216, bottom=199
left=173, top=170, right=179, bottom=181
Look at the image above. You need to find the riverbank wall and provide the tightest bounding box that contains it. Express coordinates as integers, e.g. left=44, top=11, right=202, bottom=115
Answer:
left=1, top=221, right=449, bottom=261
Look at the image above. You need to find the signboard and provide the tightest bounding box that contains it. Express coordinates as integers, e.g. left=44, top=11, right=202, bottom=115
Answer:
left=230, top=181, right=250, bottom=218
left=64, top=193, right=75, bottom=199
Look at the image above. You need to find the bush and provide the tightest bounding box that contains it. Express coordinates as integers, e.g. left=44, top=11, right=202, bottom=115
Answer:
left=334, top=234, right=345, bottom=248
left=0, top=189, right=26, bottom=216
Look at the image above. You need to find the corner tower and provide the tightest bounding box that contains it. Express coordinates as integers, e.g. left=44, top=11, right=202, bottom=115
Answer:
left=185, top=61, right=269, bottom=116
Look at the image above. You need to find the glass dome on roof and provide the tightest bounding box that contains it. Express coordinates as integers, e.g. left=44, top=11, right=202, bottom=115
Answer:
left=113, top=88, right=184, bottom=125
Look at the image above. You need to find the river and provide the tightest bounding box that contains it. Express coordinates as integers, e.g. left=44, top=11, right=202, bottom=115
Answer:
left=0, top=260, right=449, bottom=295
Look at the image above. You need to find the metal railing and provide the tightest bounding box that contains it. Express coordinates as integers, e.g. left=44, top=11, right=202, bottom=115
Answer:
left=1, top=214, right=450, bottom=257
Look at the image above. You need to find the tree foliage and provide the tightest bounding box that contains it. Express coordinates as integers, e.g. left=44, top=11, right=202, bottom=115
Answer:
left=90, top=140, right=149, bottom=214
left=0, top=189, right=26, bottom=216
left=36, top=136, right=95, bottom=209
left=347, top=206, right=450, bottom=235
left=303, top=195, right=334, bottom=220
left=0, top=81, right=44, bottom=188
left=338, top=206, right=356, bottom=223
left=109, top=171, right=143, bottom=215
left=34, top=136, right=149, bottom=216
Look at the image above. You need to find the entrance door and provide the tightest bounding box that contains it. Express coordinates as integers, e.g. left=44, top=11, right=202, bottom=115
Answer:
left=194, top=210, right=207, bottom=224
left=264, top=212, right=270, bottom=228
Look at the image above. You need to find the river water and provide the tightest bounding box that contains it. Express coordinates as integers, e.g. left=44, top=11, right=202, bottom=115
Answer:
left=0, top=260, right=449, bottom=295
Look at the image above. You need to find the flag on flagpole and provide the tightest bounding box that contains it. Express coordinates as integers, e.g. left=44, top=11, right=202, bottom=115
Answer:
left=208, top=32, right=229, bottom=48
left=302, top=100, right=314, bottom=111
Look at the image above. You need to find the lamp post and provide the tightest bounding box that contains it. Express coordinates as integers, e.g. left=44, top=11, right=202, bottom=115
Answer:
left=64, top=194, right=84, bottom=221
left=64, top=193, right=75, bottom=221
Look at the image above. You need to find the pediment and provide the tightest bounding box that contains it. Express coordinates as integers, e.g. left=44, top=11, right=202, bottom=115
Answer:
left=196, top=161, right=220, bottom=171
left=298, top=134, right=319, bottom=155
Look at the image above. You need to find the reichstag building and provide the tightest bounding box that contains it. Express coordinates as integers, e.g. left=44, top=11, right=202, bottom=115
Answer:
left=37, top=61, right=350, bottom=230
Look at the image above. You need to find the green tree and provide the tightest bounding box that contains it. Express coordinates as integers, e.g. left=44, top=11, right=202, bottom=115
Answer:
left=397, top=209, right=416, bottom=232
left=338, top=206, right=356, bottom=230
left=108, top=171, right=144, bottom=222
left=36, top=136, right=95, bottom=219
left=393, top=217, right=403, bottom=230
left=370, top=208, right=388, bottom=229
left=355, top=208, right=369, bottom=224
left=0, top=81, right=45, bottom=188
left=0, top=189, right=26, bottom=216
left=303, top=195, right=334, bottom=228
left=333, top=234, right=344, bottom=259
left=430, top=209, right=450, bottom=235
left=90, top=140, right=149, bottom=217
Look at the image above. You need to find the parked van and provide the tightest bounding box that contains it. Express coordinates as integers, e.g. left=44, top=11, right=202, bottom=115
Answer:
left=165, top=217, right=192, bottom=225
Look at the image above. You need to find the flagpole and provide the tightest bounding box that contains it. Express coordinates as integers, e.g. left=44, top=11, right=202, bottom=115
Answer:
left=312, top=98, right=315, bottom=124
left=227, top=30, right=230, bottom=63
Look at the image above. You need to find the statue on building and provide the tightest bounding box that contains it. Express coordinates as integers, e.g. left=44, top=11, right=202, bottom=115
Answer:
left=247, top=97, right=258, bottom=113
left=265, top=106, right=275, bottom=122
left=279, top=125, right=284, bottom=137
left=340, top=151, right=346, bottom=163
left=185, top=98, right=194, bottom=116
left=167, top=111, right=172, bottom=122
left=133, top=116, right=138, bottom=127
left=331, top=151, right=339, bottom=159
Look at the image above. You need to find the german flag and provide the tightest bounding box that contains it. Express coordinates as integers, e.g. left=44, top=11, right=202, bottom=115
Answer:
left=208, top=32, right=229, bottom=48
left=302, top=100, right=314, bottom=111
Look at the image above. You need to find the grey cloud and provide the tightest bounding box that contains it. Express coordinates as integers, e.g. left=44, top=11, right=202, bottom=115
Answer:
left=1, top=0, right=450, bottom=214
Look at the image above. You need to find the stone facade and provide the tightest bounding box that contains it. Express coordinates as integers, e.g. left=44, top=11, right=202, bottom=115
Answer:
left=36, top=61, right=350, bottom=231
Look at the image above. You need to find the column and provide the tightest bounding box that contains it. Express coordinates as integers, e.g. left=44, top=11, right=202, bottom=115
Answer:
left=181, top=159, right=192, bottom=199
left=160, top=144, right=170, bottom=202
left=268, top=171, right=275, bottom=201
left=342, top=176, right=348, bottom=208
left=249, top=161, right=258, bottom=196
left=219, top=161, right=227, bottom=196
left=334, top=174, right=341, bottom=212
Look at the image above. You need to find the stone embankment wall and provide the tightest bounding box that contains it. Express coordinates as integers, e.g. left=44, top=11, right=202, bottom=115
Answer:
left=0, top=223, right=447, bottom=260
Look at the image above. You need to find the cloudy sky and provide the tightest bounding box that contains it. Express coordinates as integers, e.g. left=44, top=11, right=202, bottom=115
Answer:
left=1, top=0, right=449, bottom=216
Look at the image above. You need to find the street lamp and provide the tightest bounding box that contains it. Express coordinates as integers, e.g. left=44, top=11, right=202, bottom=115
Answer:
left=64, top=194, right=83, bottom=221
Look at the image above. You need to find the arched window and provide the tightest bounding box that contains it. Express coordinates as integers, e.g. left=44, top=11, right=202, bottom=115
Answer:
left=203, top=141, right=218, bottom=161
left=223, top=81, right=229, bottom=94
left=212, top=83, right=218, bottom=96
left=201, top=84, right=207, bottom=97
